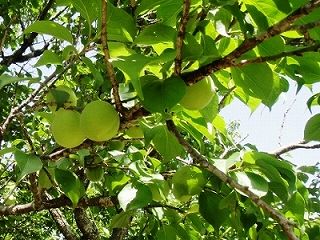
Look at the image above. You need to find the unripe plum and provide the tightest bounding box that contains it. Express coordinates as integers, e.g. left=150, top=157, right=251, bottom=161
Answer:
left=51, top=109, right=85, bottom=148
left=180, top=77, right=215, bottom=110
left=80, top=100, right=120, bottom=142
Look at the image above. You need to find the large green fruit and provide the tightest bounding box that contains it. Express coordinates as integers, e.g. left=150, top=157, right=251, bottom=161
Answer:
left=172, top=166, right=206, bottom=202
left=179, top=77, right=215, bottom=110
left=80, top=100, right=120, bottom=142
left=51, top=109, right=85, bottom=148
left=46, top=85, right=77, bottom=111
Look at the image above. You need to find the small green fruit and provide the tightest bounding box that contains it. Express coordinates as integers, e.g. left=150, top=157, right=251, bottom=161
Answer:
left=46, top=85, right=77, bottom=111
left=180, top=77, right=215, bottom=110
left=125, top=126, right=144, bottom=138
left=85, top=167, right=104, bottom=182
left=80, top=100, right=120, bottom=142
left=51, top=109, right=85, bottom=148
left=172, top=166, right=206, bottom=202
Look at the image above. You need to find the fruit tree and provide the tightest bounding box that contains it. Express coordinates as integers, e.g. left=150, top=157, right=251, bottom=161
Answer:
left=1, top=0, right=320, bottom=239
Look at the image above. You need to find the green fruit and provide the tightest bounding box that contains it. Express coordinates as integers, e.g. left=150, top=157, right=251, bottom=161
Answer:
left=80, top=100, right=120, bottom=142
left=180, top=77, right=215, bottom=110
left=86, top=167, right=104, bottom=182
left=51, top=109, right=85, bottom=148
left=46, top=85, right=77, bottom=111
left=172, top=166, right=206, bottom=202
left=125, top=126, right=144, bottom=138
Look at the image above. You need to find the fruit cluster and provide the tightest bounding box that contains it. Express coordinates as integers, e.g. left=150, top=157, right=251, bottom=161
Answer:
left=47, top=86, right=120, bottom=148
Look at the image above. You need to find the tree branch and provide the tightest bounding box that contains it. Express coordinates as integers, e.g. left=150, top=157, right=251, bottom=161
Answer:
left=270, top=140, right=320, bottom=157
left=49, top=208, right=78, bottom=240
left=0, top=195, right=115, bottom=217
left=166, top=120, right=299, bottom=240
left=0, top=0, right=55, bottom=66
left=182, top=0, right=320, bottom=84
left=101, top=0, right=123, bottom=115
left=44, top=193, right=78, bottom=240
left=218, top=86, right=236, bottom=111
left=74, top=207, right=100, bottom=240
left=174, top=0, right=191, bottom=75
left=234, top=43, right=320, bottom=67
left=0, top=62, right=73, bottom=141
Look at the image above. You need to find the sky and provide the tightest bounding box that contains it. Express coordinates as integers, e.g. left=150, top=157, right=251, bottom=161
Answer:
left=221, top=82, right=320, bottom=168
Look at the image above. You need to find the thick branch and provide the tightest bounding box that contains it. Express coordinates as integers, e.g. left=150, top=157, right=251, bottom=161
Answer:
left=270, top=140, right=320, bottom=157
left=174, top=0, right=191, bottom=75
left=0, top=195, right=115, bottom=217
left=50, top=208, right=78, bottom=240
left=101, top=0, right=123, bottom=114
left=166, top=120, right=298, bottom=240
left=182, top=0, right=320, bottom=84
left=0, top=0, right=55, bottom=66
left=74, top=208, right=100, bottom=240
left=29, top=173, right=43, bottom=209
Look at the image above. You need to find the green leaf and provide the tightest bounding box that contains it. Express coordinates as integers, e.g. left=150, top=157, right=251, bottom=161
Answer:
left=199, top=191, right=229, bottom=230
left=107, top=2, right=137, bottom=42
left=304, top=114, right=320, bottom=141
left=118, top=182, right=152, bottom=211
left=136, top=0, right=183, bottom=26
left=0, top=74, right=39, bottom=89
left=112, top=54, right=151, bottom=98
left=152, top=125, right=184, bottom=161
left=156, top=225, right=178, bottom=240
left=142, top=76, right=186, bottom=113
left=135, top=23, right=176, bottom=46
left=35, top=50, right=62, bottom=66
left=82, top=57, right=104, bottom=88
left=24, top=21, right=73, bottom=43
left=243, top=0, right=290, bottom=26
left=256, top=36, right=285, bottom=57
left=286, top=192, right=305, bottom=225
left=233, top=171, right=269, bottom=197
left=104, top=171, right=130, bottom=195
left=199, top=91, right=219, bottom=123
left=110, top=211, right=134, bottom=228
left=55, top=168, right=84, bottom=206
left=69, top=0, right=100, bottom=25
left=14, top=150, right=43, bottom=182
left=0, top=147, right=16, bottom=156
left=231, top=63, right=275, bottom=106
left=182, top=33, right=203, bottom=60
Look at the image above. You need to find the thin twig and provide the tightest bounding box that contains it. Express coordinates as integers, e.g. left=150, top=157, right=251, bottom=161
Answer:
left=0, top=0, right=55, bottom=66
left=270, top=140, right=320, bottom=157
left=166, top=120, right=298, bottom=240
left=0, top=62, right=73, bottom=139
left=174, top=0, right=191, bottom=75
left=101, top=0, right=123, bottom=114
left=234, top=44, right=320, bottom=67
left=182, top=0, right=320, bottom=84
left=218, top=86, right=236, bottom=111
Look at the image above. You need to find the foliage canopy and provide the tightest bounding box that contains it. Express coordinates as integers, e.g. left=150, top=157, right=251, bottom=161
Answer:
left=1, top=0, right=320, bottom=239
